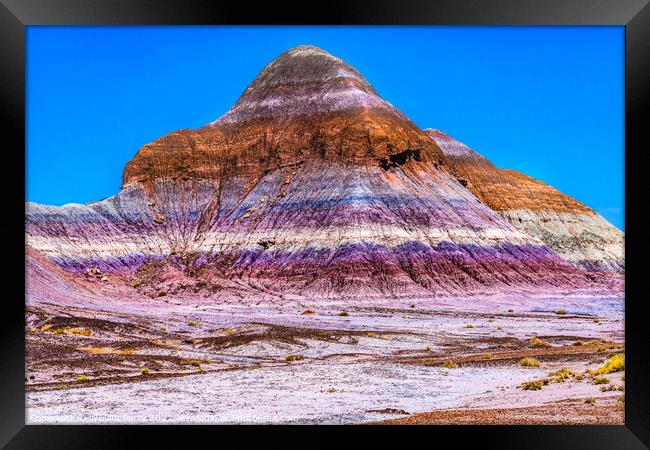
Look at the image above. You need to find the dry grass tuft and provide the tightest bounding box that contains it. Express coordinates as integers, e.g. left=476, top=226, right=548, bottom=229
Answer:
left=182, top=359, right=202, bottom=367
left=442, top=360, right=458, bottom=369
left=285, top=354, right=305, bottom=362
left=594, top=353, right=624, bottom=374
left=549, top=368, right=578, bottom=382
left=79, top=346, right=134, bottom=355
left=593, top=376, right=610, bottom=385
left=530, top=337, right=551, bottom=348
left=521, top=379, right=547, bottom=391
left=520, top=357, right=541, bottom=367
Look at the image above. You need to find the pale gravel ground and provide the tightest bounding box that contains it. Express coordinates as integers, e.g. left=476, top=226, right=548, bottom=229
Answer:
left=27, top=362, right=549, bottom=424
left=26, top=295, right=624, bottom=424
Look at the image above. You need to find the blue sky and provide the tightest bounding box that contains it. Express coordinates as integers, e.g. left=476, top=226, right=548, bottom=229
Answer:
left=26, top=26, right=624, bottom=229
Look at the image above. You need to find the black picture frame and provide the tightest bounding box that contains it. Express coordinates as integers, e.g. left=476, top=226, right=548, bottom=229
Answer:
left=2, top=0, right=648, bottom=447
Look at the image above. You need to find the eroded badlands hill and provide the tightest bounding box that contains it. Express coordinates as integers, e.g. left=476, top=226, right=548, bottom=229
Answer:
left=26, top=46, right=623, bottom=301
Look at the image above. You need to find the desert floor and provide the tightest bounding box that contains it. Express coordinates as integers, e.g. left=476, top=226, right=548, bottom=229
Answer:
left=25, top=294, right=624, bottom=424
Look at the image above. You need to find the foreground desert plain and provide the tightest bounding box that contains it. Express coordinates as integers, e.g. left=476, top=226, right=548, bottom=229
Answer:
left=26, top=46, right=624, bottom=424
left=26, top=292, right=624, bottom=424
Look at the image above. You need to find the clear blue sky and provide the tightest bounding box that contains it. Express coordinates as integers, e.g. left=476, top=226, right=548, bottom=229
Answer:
left=26, top=26, right=624, bottom=230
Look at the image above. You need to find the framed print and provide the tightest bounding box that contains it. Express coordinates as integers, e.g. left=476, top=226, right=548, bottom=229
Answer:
left=1, top=0, right=648, bottom=447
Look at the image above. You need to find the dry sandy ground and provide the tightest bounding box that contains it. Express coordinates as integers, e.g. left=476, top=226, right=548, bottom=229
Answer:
left=25, top=294, right=624, bottom=424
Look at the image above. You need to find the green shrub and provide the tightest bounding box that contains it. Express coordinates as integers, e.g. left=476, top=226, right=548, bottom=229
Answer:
left=285, top=354, right=304, bottom=362
left=442, top=360, right=458, bottom=369
left=141, top=368, right=150, bottom=375
left=338, top=311, right=349, bottom=317
left=555, top=309, right=567, bottom=315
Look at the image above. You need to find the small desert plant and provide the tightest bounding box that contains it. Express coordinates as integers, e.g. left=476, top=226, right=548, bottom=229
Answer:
left=141, top=368, right=150, bottom=375
left=69, top=327, right=92, bottom=336
left=584, top=397, right=596, bottom=405
left=482, top=353, right=493, bottom=360
left=549, top=368, right=577, bottom=382
left=424, top=346, right=432, bottom=352
left=496, top=326, right=503, bottom=331
left=442, top=360, right=458, bottom=369
left=157, top=290, right=167, bottom=297
left=593, top=376, right=610, bottom=385
left=327, top=387, right=337, bottom=393
left=521, top=380, right=545, bottom=391
left=530, top=337, right=551, bottom=348
left=75, top=375, right=90, bottom=382
left=572, top=340, right=585, bottom=346
left=159, top=326, right=166, bottom=332
left=187, top=321, right=197, bottom=327
left=617, top=395, right=625, bottom=403
left=600, top=384, right=622, bottom=392
left=182, top=359, right=201, bottom=367
left=465, top=323, right=474, bottom=329
left=520, top=357, right=541, bottom=367
left=338, top=311, right=349, bottom=317
left=555, top=309, right=567, bottom=315
left=285, top=354, right=304, bottom=362
left=367, top=331, right=380, bottom=338
left=594, top=353, right=624, bottom=374
left=301, top=309, right=315, bottom=315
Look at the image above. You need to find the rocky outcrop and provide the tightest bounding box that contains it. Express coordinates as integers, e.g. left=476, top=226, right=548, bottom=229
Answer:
left=426, top=129, right=624, bottom=272
left=26, top=46, right=623, bottom=301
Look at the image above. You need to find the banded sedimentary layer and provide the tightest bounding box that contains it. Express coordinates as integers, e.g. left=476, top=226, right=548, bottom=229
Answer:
left=426, top=129, right=624, bottom=272
left=26, top=46, right=623, bottom=301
